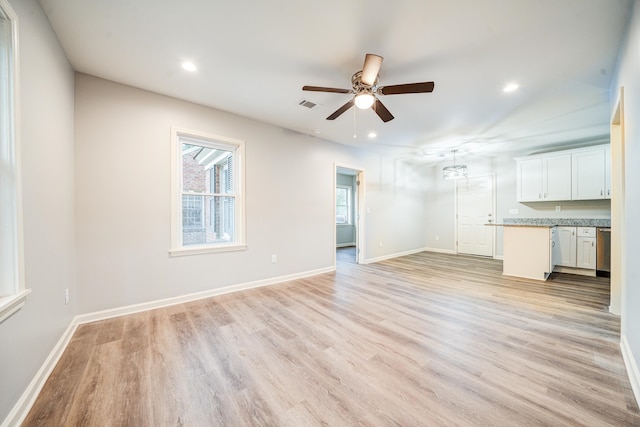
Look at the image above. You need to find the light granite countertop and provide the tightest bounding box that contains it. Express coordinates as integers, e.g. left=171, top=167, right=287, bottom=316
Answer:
left=494, top=218, right=611, bottom=227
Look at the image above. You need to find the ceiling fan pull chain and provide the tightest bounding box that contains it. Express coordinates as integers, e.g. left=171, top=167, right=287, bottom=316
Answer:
left=353, top=104, right=357, bottom=139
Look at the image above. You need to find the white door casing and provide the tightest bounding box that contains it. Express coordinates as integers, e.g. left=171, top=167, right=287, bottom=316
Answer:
left=335, top=164, right=365, bottom=265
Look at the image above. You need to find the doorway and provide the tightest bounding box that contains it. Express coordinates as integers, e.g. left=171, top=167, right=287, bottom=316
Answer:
left=335, top=165, right=364, bottom=266
left=456, top=175, right=495, bottom=257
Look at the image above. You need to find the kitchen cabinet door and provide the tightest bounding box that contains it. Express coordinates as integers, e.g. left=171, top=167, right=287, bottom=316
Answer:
left=517, top=158, right=542, bottom=202
left=549, top=227, right=557, bottom=273
left=572, top=149, right=606, bottom=200
left=605, top=147, right=612, bottom=199
left=543, top=154, right=572, bottom=201
left=577, top=237, right=597, bottom=269
left=556, top=226, right=577, bottom=267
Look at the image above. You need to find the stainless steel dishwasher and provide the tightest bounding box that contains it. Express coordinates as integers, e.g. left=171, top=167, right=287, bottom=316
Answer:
left=597, top=227, right=611, bottom=276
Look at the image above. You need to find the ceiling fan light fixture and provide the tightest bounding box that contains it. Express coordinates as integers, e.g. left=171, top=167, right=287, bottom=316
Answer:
left=354, top=93, right=375, bottom=109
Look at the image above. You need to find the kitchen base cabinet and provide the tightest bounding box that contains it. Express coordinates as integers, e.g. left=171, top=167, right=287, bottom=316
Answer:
left=553, top=226, right=597, bottom=276
left=555, top=226, right=577, bottom=267
left=577, top=237, right=597, bottom=269
left=576, top=227, right=597, bottom=270
left=503, top=226, right=554, bottom=281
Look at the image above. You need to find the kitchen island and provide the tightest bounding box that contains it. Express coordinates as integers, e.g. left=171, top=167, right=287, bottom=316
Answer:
left=502, top=224, right=555, bottom=280
left=493, top=218, right=610, bottom=281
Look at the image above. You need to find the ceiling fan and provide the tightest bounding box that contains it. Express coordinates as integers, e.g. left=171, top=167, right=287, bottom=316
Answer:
left=302, top=53, right=435, bottom=123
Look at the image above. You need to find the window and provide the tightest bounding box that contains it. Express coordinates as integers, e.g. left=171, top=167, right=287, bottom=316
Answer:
left=182, top=195, right=203, bottom=228
left=0, top=0, right=29, bottom=324
left=170, top=127, right=245, bottom=256
left=336, top=186, right=352, bottom=225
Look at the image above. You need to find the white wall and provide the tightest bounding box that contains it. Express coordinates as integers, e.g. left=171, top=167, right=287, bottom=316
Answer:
left=424, top=152, right=611, bottom=257
left=611, top=0, right=640, bottom=397
left=364, top=158, right=429, bottom=259
left=74, top=74, right=429, bottom=314
left=0, top=0, right=75, bottom=421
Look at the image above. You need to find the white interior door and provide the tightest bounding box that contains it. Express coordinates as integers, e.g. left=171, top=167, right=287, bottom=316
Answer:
left=457, top=176, right=494, bottom=257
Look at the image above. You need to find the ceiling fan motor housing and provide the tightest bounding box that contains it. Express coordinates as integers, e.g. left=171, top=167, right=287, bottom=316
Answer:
left=351, top=70, right=378, bottom=95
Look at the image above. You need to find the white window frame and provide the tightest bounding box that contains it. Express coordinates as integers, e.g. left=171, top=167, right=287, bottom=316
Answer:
left=170, top=126, right=246, bottom=256
left=0, top=0, right=29, bottom=324
left=336, top=185, right=352, bottom=225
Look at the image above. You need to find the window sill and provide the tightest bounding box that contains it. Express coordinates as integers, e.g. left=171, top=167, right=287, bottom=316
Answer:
left=0, top=289, right=32, bottom=324
left=169, top=243, right=247, bottom=257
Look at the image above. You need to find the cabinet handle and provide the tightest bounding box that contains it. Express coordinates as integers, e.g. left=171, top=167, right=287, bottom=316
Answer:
left=543, top=193, right=547, bottom=199
left=607, top=189, right=610, bottom=196
left=539, top=193, right=541, bottom=199
left=601, top=190, right=603, bottom=196
left=592, top=241, right=594, bottom=247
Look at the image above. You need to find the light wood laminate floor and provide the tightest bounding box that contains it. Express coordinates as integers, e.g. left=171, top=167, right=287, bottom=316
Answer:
left=24, top=249, right=640, bottom=426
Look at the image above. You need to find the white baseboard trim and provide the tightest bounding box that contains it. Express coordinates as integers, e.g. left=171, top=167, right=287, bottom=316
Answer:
left=621, top=334, right=640, bottom=407
left=423, top=247, right=456, bottom=255
left=76, top=266, right=335, bottom=325
left=2, top=319, right=78, bottom=427
left=2, top=266, right=335, bottom=427
left=493, top=255, right=504, bottom=260
left=365, top=247, right=430, bottom=264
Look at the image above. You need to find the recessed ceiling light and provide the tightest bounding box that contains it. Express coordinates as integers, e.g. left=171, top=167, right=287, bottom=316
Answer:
left=368, top=131, right=377, bottom=138
left=503, top=82, right=519, bottom=93
left=182, top=61, right=197, bottom=72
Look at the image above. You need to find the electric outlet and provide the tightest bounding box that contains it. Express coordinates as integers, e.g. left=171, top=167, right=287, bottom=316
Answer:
left=435, top=236, right=440, bottom=241
left=271, top=254, right=277, bottom=263
left=555, top=205, right=561, bottom=212
left=379, top=241, right=383, bottom=248
left=64, top=288, right=69, bottom=305
left=509, top=208, right=519, bottom=215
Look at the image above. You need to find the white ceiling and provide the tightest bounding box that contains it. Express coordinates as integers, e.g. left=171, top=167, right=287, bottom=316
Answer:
left=39, top=0, right=632, bottom=163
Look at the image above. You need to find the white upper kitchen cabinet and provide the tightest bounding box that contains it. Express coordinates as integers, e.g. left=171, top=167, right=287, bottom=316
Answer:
left=516, top=144, right=611, bottom=202
left=516, top=153, right=571, bottom=202
left=571, top=147, right=608, bottom=200
left=605, top=147, right=612, bottom=199
left=543, top=154, right=572, bottom=201
left=517, top=158, right=542, bottom=202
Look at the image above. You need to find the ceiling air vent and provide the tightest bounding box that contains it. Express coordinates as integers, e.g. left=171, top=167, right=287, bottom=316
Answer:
left=299, top=99, right=319, bottom=109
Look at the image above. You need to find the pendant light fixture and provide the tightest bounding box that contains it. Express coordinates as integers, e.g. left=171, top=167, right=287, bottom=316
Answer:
left=443, top=149, right=468, bottom=179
